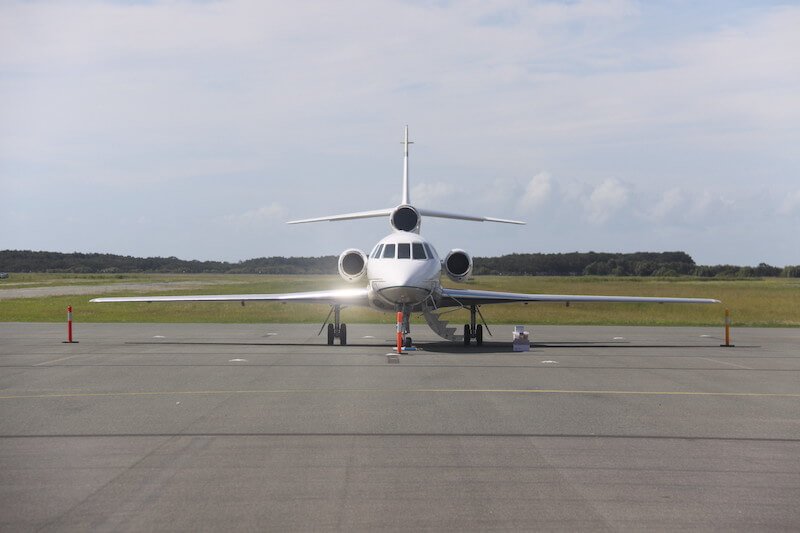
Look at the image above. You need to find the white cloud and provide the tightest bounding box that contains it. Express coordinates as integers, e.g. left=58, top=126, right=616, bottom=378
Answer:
left=223, top=203, right=288, bottom=225
left=647, top=188, right=683, bottom=221
left=411, top=182, right=455, bottom=206
left=636, top=187, right=745, bottom=228
left=520, top=172, right=552, bottom=209
left=584, top=179, right=629, bottom=224
left=779, top=190, right=800, bottom=215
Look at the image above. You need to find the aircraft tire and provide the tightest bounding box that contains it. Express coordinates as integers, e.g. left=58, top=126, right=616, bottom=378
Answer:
left=327, top=323, right=335, bottom=345
left=404, top=336, right=413, bottom=348
left=340, top=323, right=347, bottom=345
left=463, top=324, right=471, bottom=345
left=476, top=324, right=483, bottom=346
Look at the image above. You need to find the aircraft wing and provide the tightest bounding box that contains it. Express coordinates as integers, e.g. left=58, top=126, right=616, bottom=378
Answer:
left=91, top=288, right=371, bottom=306
left=439, top=288, right=720, bottom=307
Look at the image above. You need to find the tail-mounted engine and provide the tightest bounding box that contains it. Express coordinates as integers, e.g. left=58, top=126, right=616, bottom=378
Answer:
left=338, top=249, right=368, bottom=282
left=444, top=249, right=473, bottom=282
left=390, top=205, right=421, bottom=233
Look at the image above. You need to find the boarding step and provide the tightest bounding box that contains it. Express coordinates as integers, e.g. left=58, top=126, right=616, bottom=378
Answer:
left=423, top=306, right=463, bottom=342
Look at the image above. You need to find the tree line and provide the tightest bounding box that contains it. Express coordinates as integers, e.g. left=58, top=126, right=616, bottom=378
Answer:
left=472, top=252, right=799, bottom=278
left=1, top=249, right=798, bottom=278
left=0, top=250, right=336, bottom=275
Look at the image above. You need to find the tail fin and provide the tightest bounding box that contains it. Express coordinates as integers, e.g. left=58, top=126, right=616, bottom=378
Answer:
left=287, top=126, right=525, bottom=227
left=402, top=125, right=412, bottom=205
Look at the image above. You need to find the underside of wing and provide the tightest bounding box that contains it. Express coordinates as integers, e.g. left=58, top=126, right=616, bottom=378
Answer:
left=91, top=288, right=371, bottom=306
left=439, top=288, right=720, bottom=307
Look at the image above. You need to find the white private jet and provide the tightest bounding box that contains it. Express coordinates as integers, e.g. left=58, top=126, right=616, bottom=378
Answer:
left=92, top=127, right=720, bottom=347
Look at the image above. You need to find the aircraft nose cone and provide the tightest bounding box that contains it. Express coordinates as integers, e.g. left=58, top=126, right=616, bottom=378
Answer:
left=379, top=286, right=430, bottom=304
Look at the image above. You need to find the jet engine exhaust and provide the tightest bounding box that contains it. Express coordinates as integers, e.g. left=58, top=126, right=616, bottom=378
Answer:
left=390, top=205, right=420, bottom=232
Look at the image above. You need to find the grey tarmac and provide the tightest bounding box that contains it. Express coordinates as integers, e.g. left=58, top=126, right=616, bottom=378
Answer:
left=1, top=322, right=798, bottom=531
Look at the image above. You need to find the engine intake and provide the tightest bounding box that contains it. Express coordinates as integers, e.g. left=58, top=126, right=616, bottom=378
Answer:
left=390, top=205, right=420, bottom=233
left=338, top=249, right=368, bottom=282
left=444, top=249, right=472, bottom=282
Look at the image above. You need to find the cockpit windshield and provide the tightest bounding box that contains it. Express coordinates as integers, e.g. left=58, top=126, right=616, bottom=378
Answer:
left=376, top=242, right=430, bottom=260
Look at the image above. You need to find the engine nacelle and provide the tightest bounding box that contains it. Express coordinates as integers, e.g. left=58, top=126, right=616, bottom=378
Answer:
left=338, top=248, right=368, bottom=282
left=390, top=205, right=421, bottom=233
left=444, top=249, right=473, bottom=282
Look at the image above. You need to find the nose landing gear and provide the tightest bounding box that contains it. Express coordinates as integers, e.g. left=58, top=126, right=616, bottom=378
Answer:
left=397, top=305, right=413, bottom=350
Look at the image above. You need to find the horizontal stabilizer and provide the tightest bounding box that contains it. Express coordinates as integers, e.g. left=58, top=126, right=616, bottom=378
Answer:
left=287, top=207, right=525, bottom=225
left=418, top=209, right=525, bottom=225
left=287, top=209, right=393, bottom=225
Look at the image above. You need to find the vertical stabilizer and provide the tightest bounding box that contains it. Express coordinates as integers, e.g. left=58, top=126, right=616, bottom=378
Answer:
left=402, top=125, right=413, bottom=205
left=287, top=125, right=526, bottom=227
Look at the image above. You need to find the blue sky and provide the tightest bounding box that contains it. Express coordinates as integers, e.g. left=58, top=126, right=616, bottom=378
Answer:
left=1, top=0, right=798, bottom=266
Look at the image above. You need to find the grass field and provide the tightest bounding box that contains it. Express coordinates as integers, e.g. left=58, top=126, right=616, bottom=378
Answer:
left=1, top=273, right=798, bottom=327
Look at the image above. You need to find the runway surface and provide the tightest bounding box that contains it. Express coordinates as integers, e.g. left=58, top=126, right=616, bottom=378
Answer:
left=1, top=322, right=798, bottom=531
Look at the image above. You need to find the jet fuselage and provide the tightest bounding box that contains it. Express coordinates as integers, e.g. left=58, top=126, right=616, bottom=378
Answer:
left=366, top=231, right=442, bottom=311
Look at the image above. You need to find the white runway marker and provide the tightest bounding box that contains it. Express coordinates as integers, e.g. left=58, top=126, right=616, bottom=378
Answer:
left=229, top=358, right=248, bottom=362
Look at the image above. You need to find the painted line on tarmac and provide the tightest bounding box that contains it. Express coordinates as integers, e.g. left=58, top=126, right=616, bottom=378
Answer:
left=1, top=388, right=799, bottom=400
left=698, top=357, right=753, bottom=370
left=33, top=355, right=86, bottom=366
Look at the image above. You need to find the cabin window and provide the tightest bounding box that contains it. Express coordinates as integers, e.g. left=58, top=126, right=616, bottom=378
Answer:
left=423, top=243, right=435, bottom=259
left=382, top=244, right=396, bottom=258
left=412, top=243, right=426, bottom=259
left=397, top=243, right=411, bottom=259
left=372, top=244, right=383, bottom=258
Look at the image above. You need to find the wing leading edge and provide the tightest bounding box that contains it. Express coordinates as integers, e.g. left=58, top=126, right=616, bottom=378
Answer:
left=90, top=288, right=370, bottom=306
left=439, top=288, right=721, bottom=307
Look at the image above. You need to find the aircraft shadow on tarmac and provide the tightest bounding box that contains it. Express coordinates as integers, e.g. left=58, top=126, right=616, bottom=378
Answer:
left=126, top=341, right=398, bottom=348
left=125, top=340, right=739, bottom=352
left=413, top=342, right=735, bottom=354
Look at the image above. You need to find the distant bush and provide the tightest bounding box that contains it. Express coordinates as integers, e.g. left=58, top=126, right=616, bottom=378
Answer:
left=782, top=266, right=800, bottom=278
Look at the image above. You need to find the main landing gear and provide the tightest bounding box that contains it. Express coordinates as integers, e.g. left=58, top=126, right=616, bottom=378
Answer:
left=322, top=305, right=347, bottom=345
left=463, top=305, right=486, bottom=346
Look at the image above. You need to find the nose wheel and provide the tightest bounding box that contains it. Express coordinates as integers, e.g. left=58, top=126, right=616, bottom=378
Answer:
left=397, top=305, right=413, bottom=351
